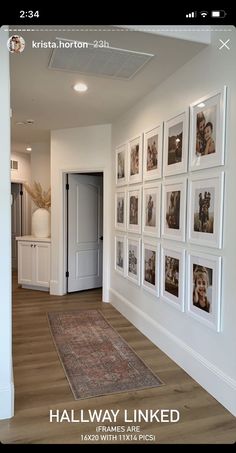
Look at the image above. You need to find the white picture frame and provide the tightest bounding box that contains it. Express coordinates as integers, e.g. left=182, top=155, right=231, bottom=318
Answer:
left=161, top=177, right=187, bottom=242
left=128, top=134, right=143, bottom=184
left=189, top=87, right=227, bottom=171
left=126, top=236, right=141, bottom=286
left=114, top=235, right=126, bottom=276
left=127, top=185, right=142, bottom=234
left=142, top=239, right=160, bottom=296
left=115, top=188, right=126, bottom=231
left=161, top=246, right=185, bottom=312
left=163, top=111, right=188, bottom=176
left=187, top=171, right=224, bottom=249
left=142, top=182, right=161, bottom=237
left=187, top=252, right=222, bottom=332
left=115, top=143, right=127, bottom=186
left=143, top=125, right=163, bottom=181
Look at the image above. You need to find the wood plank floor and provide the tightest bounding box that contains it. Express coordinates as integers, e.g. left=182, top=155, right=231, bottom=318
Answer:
left=0, top=275, right=235, bottom=444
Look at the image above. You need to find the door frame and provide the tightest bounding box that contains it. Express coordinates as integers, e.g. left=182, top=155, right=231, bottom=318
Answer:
left=11, top=178, right=30, bottom=236
left=11, top=181, right=23, bottom=233
left=11, top=182, right=23, bottom=270
left=62, top=168, right=109, bottom=302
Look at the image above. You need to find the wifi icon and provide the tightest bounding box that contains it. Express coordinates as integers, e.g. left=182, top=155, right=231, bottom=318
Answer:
left=200, top=11, right=208, bottom=17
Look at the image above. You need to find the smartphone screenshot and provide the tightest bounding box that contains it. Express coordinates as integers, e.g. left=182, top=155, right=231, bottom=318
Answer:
left=0, top=8, right=235, bottom=445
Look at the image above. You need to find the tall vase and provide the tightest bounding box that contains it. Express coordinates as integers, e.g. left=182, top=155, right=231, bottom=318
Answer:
left=32, top=208, right=50, bottom=238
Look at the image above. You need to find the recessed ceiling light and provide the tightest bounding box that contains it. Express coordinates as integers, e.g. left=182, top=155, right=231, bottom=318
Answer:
left=197, top=102, right=205, bottom=108
left=26, top=147, right=32, bottom=151
left=16, top=119, right=35, bottom=126
left=73, top=82, right=88, bottom=93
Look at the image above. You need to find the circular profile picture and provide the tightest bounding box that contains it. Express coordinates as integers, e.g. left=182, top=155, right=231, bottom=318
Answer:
left=7, top=35, right=25, bottom=53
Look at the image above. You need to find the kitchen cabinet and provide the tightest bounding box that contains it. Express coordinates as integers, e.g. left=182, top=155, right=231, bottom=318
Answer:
left=16, top=236, right=50, bottom=291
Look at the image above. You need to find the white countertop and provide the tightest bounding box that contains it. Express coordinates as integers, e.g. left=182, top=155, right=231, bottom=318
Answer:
left=16, top=236, right=51, bottom=243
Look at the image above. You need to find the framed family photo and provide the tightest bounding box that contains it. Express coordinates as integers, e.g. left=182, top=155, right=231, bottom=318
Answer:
left=128, top=134, right=143, bottom=184
left=142, top=182, right=161, bottom=237
left=162, top=178, right=187, bottom=242
left=115, top=188, right=126, bottom=231
left=114, top=235, right=126, bottom=276
left=161, top=246, right=185, bottom=311
left=127, top=237, right=141, bottom=286
left=143, top=125, right=163, bottom=180
left=187, top=252, right=222, bottom=332
left=163, top=111, right=188, bottom=176
left=189, top=87, right=227, bottom=171
left=187, top=172, right=224, bottom=248
left=115, top=143, right=127, bottom=186
left=142, top=240, right=160, bottom=296
left=127, top=186, right=142, bottom=234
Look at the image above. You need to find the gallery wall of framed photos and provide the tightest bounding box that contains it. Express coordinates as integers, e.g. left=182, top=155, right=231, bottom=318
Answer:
left=114, top=86, right=227, bottom=333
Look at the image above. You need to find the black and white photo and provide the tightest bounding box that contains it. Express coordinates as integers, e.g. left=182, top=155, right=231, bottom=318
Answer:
left=161, top=246, right=185, bottom=311
left=115, top=188, right=126, bottom=231
left=163, top=112, right=188, bottom=176
left=142, top=241, right=160, bottom=296
left=127, top=186, right=142, bottom=233
left=143, top=182, right=161, bottom=237
left=128, top=135, right=143, bottom=184
left=188, top=172, right=224, bottom=248
left=187, top=252, right=222, bottom=331
left=166, top=190, right=180, bottom=230
left=189, top=87, right=226, bottom=171
left=116, top=143, right=127, bottom=185
left=114, top=235, right=126, bottom=275
left=143, top=125, right=163, bottom=180
left=162, top=178, right=186, bottom=242
left=127, top=237, right=141, bottom=285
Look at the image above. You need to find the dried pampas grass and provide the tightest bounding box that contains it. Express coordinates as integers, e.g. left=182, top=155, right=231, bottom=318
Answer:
left=24, top=182, right=51, bottom=209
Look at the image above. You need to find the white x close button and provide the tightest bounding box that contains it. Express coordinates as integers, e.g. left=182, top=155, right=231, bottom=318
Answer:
left=219, top=39, right=230, bottom=50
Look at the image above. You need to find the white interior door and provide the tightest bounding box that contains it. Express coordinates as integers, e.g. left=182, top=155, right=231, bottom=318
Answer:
left=68, top=174, right=103, bottom=293
left=11, top=183, right=22, bottom=270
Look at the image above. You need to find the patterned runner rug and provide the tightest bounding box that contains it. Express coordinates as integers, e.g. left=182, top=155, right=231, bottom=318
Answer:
left=47, top=309, right=163, bottom=400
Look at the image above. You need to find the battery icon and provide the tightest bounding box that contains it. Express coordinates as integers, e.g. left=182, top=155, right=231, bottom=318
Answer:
left=211, top=10, right=226, bottom=18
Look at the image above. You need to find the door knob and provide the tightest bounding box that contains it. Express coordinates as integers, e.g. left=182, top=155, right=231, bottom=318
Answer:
left=99, top=236, right=103, bottom=240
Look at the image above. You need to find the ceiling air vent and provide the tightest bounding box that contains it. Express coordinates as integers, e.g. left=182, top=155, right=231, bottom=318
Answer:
left=48, top=39, right=154, bottom=80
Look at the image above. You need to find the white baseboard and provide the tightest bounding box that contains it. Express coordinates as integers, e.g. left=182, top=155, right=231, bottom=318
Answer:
left=22, top=285, right=49, bottom=292
left=110, top=288, right=236, bottom=417
left=0, top=382, right=14, bottom=420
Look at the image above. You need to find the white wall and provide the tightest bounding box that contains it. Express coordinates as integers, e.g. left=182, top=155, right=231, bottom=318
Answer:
left=11, top=151, right=31, bottom=182
left=0, top=26, right=14, bottom=419
left=51, top=124, right=111, bottom=300
left=111, top=30, right=236, bottom=416
left=31, top=142, right=50, bottom=190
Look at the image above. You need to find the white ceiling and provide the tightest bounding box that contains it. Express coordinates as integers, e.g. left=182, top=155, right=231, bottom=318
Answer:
left=10, top=25, right=208, bottom=153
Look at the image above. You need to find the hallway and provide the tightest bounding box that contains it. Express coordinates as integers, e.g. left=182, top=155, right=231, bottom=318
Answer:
left=0, top=275, right=235, bottom=444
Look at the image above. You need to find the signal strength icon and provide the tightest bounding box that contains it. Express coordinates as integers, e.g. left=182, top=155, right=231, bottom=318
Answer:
left=186, top=11, right=197, bottom=18
left=200, top=11, right=208, bottom=17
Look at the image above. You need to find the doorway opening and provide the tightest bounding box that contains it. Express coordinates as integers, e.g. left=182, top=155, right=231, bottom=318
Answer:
left=11, top=182, right=23, bottom=270
left=65, top=172, right=103, bottom=294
